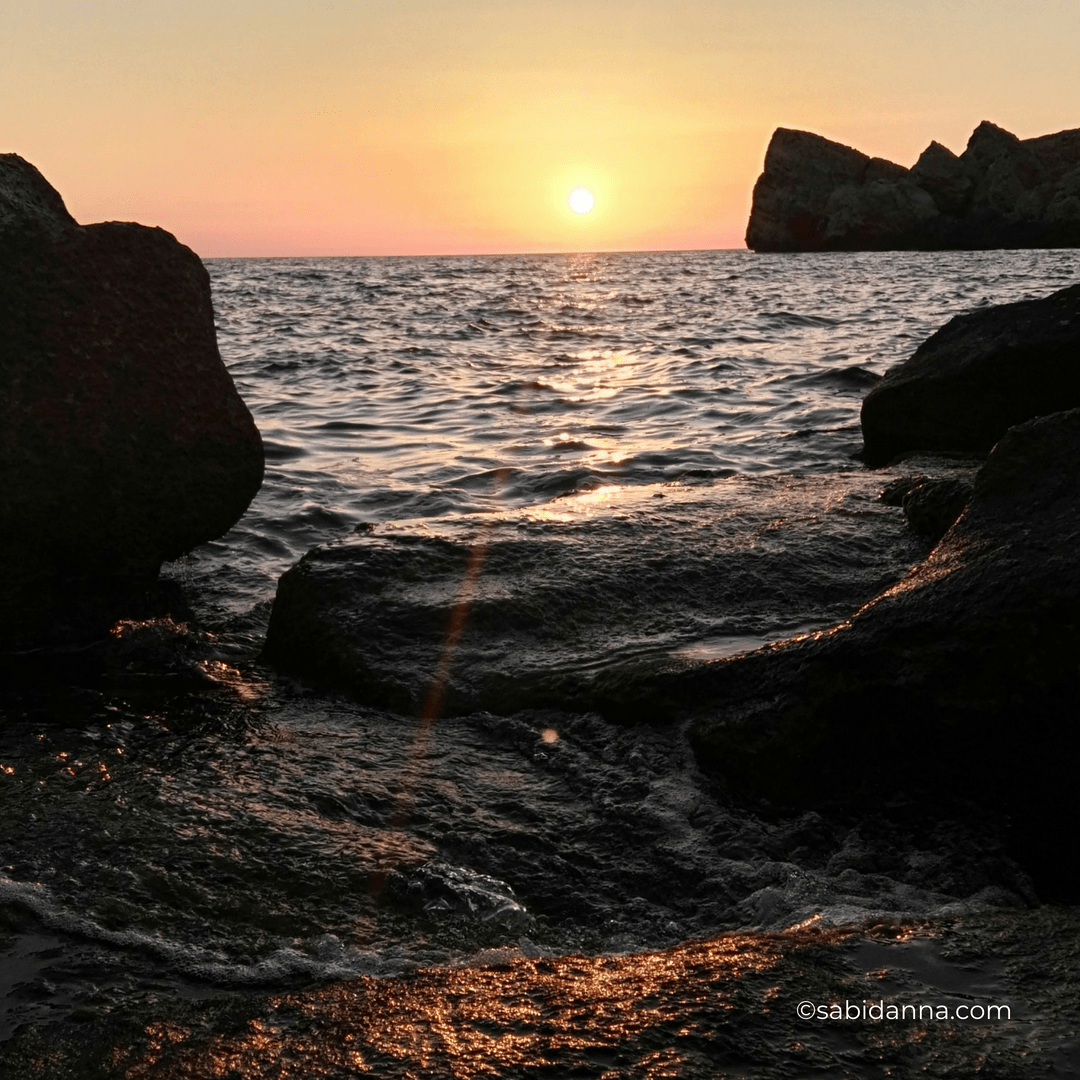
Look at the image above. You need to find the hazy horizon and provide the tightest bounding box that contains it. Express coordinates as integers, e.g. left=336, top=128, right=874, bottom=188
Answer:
left=4, top=0, right=1079, bottom=258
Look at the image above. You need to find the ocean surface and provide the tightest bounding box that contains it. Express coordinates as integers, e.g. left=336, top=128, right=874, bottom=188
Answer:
left=3, top=248, right=1080, bottom=1076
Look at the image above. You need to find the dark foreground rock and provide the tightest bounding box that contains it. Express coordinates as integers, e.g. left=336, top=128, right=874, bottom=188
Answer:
left=746, top=121, right=1080, bottom=251
left=6, top=908, right=1080, bottom=1079
left=672, top=409, right=1080, bottom=897
left=860, top=282, right=1080, bottom=465
left=878, top=467, right=978, bottom=544
left=0, top=154, right=263, bottom=636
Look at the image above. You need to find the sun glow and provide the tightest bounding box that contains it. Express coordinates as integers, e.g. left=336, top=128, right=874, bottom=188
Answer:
left=568, top=187, right=595, bottom=214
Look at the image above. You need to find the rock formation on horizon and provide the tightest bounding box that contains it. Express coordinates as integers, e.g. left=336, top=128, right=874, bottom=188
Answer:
left=0, top=153, right=264, bottom=636
left=746, top=121, right=1080, bottom=251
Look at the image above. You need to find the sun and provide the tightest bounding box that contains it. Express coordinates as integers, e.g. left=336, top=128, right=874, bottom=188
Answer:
left=568, top=187, right=595, bottom=214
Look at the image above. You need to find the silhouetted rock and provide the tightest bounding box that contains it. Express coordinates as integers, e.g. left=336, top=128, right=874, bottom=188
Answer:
left=746, top=121, right=1080, bottom=251
left=860, top=283, right=1080, bottom=466
left=745, top=129, right=872, bottom=252
left=0, top=154, right=263, bottom=636
left=673, top=409, right=1080, bottom=896
left=909, top=141, right=972, bottom=216
left=823, top=177, right=939, bottom=251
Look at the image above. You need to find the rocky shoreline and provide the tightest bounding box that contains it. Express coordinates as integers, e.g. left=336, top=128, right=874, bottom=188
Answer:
left=3, top=160, right=1080, bottom=1076
left=6, top=153, right=1077, bottom=903
left=4, top=907, right=1078, bottom=1077
left=746, top=121, right=1080, bottom=252
left=262, top=281, right=1080, bottom=902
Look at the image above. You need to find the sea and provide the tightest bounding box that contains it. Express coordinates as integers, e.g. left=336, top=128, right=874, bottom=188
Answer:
left=2, top=248, right=1079, bottom=1076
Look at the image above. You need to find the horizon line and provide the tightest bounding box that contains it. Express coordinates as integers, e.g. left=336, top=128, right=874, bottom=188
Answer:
left=199, top=246, right=752, bottom=260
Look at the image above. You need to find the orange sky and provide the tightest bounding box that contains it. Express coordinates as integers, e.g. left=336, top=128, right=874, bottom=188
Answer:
left=3, top=0, right=1079, bottom=256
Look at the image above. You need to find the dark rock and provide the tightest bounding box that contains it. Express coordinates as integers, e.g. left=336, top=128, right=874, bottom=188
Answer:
left=823, top=178, right=939, bottom=251
left=900, top=477, right=973, bottom=542
left=744, top=129, right=872, bottom=252
left=879, top=475, right=928, bottom=507
left=746, top=121, right=1080, bottom=251
left=962, top=121, right=1038, bottom=187
left=673, top=409, right=1080, bottom=897
left=0, top=154, right=263, bottom=635
left=860, top=282, right=1080, bottom=466
left=262, top=488, right=924, bottom=718
left=909, top=141, right=972, bottom=216
left=863, top=157, right=909, bottom=185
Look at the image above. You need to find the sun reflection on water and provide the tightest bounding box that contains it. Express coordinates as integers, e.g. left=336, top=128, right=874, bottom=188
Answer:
left=116, top=921, right=881, bottom=1079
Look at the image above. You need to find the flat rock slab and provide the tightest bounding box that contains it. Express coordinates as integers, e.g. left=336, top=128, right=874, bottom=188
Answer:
left=263, top=478, right=923, bottom=718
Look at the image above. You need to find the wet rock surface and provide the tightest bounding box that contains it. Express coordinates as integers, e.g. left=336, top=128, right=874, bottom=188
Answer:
left=900, top=477, right=974, bottom=542
left=1, top=646, right=1035, bottom=1051
left=3, top=906, right=1078, bottom=1079
left=0, top=154, right=263, bottom=640
left=747, top=121, right=1080, bottom=252
left=680, top=408, right=1080, bottom=898
left=878, top=457, right=981, bottom=545
left=861, top=282, right=1080, bottom=466
left=262, top=477, right=924, bottom=717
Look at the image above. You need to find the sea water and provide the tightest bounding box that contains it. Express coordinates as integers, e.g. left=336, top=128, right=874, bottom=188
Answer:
left=198, top=248, right=1079, bottom=612
left=1, top=248, right=1078, bottom=1060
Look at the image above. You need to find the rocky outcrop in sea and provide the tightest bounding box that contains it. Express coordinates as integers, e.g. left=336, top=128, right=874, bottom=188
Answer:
left=746, top=121, right=1080, bottom=251
left=861, top=282, right=1080, bottom=466
left=0, top=154, right=264, bottom=639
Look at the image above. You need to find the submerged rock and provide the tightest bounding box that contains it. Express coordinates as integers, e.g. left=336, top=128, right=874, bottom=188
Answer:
left=678, top=409, right=1080, bottom=897
left=389, top=861, right=533, bottom=930
left=0, top=154, right=263, bottom=635
left=746, top=120, right=1080, bottom=251
left=860, top=282, right=1080, bottom=465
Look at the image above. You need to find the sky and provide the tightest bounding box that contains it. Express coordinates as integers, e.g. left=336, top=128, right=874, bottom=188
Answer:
left=3, top=0, right=1080, bottom=256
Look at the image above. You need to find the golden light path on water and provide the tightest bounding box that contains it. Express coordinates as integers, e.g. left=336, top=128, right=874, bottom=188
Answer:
left=119, top=920, right=893, bottom=1079
left=11, top=907, right=1080, bottom=1076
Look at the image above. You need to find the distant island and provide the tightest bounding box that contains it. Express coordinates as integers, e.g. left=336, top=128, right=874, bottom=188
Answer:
left=746, top=121, right=1080, bottom=252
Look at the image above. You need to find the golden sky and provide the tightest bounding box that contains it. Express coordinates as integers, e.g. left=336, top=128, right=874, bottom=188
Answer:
left=3, top=0, right=1079, bottom=256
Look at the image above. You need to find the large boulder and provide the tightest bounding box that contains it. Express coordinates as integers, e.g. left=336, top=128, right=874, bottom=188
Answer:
left=0, top=154, right=263, bottom=629
left=746, top=120, right=1080, bottom=251
left=860, top=282, right=1080, bottom=466
left=670, top=409, right=1080, bottom=896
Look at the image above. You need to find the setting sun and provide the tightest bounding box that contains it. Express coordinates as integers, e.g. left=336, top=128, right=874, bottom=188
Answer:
left=568, top=187, right=595, bottom=214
